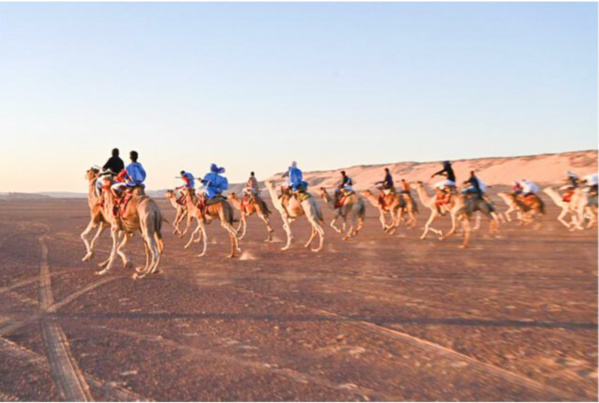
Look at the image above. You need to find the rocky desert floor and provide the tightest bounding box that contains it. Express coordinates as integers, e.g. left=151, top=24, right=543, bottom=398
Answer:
left=0, top=197, right=596, bottom=401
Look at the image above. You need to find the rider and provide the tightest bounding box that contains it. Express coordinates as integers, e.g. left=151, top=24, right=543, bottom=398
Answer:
left=287, top=161, right=308, bottom=193
left=520, top=179, right=540, bottom=197
left=96, top=148, right=125, bottom=195
left=103, top=148, right=125, bottom=175
left=582, top=173, right=598, bottom=194
left=397, top=179, right=411, bottom=194
left=512, top=181, right=523, bottom=195
left=431, top=161, right=456, bottom=192
left=202, top=163, right=229, bottom=200
left=374, top=168, right=394, bottom=206
left=560, top=171, right=579, bottom=202
left=243, top=171, right=260, bottom=204
left=334, top=170, right=354, bottom=208
left=375, top=168, right=394, bottom=190
left=462, top=171, right=483, bottom=198
left=177, top=170, right=196, bottom=203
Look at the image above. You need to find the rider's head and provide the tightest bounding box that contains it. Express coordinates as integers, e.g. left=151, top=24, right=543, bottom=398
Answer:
left=291, top=161, right=297, bottom=168
left=443, top=160, right=450, bottom=168
left=180, top=170, right=185, bottom=175
left=341, top=170, right=346, bottom=176
left=250, top=171, right=255, bottom=176
left=470, top=170, right=475, bottom=176
left=130, top=151, right=138, bottom=162
left=385, top=167, right=390, bottom=173
left=112, top=148, right=119, bottom=157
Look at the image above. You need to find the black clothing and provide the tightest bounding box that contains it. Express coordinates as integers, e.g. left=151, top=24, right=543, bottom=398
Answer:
left=103, top=156, right=125, bottom=174
left=339, top=175, right=353, bottom=189
left=433, top=165, right=456, bottom=182
left=376, top=173, right=394, bottom=189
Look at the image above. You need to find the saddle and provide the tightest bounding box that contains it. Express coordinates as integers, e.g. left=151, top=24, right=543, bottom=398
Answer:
left=562, top=190, right=574, bottom=203
left=334, top=190, right=354, bottom=209
left=378, top=187, right=395, bottom=208
left=435, top=191, right=453, bottom=207
left=111, top=192, right=134, bottom=218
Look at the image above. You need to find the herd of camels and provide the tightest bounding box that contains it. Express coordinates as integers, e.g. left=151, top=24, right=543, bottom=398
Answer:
left=81, top=167, right=598, bottom=279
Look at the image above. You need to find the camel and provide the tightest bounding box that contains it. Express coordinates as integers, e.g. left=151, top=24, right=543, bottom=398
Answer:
left=182, top=191, right=240, bottom=258
left=81, top=168, right=111, bottom=263
left=165, top=189, right=189, bottom=236
left=227, top=192, right=274, bottom=241
left=92, top=175, right=164, bottom=279
left=497, top=192, right=521, bottom=223
left=498, top=192, right=544, bottom=227
left=411, top=182, right=498, bottom=248
left=361, top=190, right=401, bottom=233
left=542, top=187, right=596, bottom=230
left=318, top=187, right=365, bottom=240
left=264, top=180, right=325, bottom=252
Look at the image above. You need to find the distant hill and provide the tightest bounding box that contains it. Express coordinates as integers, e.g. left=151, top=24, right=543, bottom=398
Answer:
left=266, top=149, right=598, bottom=190
left=5, top=192, right=52, bottom=201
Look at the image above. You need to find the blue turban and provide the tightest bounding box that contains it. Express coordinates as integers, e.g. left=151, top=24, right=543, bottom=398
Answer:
left=210, top=163, right=225, bottom=174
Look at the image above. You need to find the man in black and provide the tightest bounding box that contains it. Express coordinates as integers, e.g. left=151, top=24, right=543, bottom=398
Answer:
left=431, top=161, right=456, bottom=186
left=375, top=168, right=394, bottom=190
left=103, top=148, right=125, bottom=175
left=462, top=171, right=483, bottom=198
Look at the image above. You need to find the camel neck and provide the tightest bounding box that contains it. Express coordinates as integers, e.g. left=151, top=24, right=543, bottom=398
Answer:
left=415, top=186, right=434, bottom=207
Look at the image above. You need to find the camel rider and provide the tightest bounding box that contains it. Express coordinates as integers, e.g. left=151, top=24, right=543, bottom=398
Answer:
left=202, top=163, right=228, bottom=201
left=374, top=168, right=394, bottom=207
left=431, top=161, right=456, bottom=192
left=338, top=171, right=353, bottom=191
left=285, top=161, right=308, bottom=192
left=512, top=181, right=523, bottom=195
left=109, top=150, right=146, bottom=201
left=243, top=172, right=260, bottom=204
left=103, top=148, right=125, bottom=176
left=95, top=148, right=124, bottom=195
left=560, top=171, right=579, bottom=202
left=520, top=179, right=540, bottom=197
left=582, top=173, right=598, bottom=194
left=462, top=171, right=483, bottom=198
left=398, top=179, right=411, bottom=194
left=375, top=168, right=394, bottom=190
left=176, top=170, right=195, bottom=203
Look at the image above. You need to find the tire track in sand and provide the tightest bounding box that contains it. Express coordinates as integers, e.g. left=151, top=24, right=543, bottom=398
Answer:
left=0, top=336, right=148, bottom=401
left=232, top=285, right=589, bottom=402
left=38, top=233, right=93, bottom=402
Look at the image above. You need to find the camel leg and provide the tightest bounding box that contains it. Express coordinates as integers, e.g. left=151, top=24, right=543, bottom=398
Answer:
left=556, top=208, right=573, bottom=229
left=116, top=233, right=132, bottom=269
left=258, top=212, right=274, bottom=242
left=378, top=211, right=387, bottom=230
left=459, top=218, right=471, bottom=249
left=96, top=228, right=121, bottom=275
left=420, top=211, right=437, bottom=239
left=440, top=212, right=459, bottom=241
left=185, top=222, right=202, bottom=249
left=281, top=219, right=294, bottom=251
left=81, top=219, right=103, bottom=262
left=221, top=222, right=239, bottom=258
left=197, top=224, right=208, bottom=257
left=238, top=214, right=247, bottom=240
left=304, top=226, right=316, bottom=249
left=330, top=213, right=342, bottom=234
left=313, top=221, right=325, bottom=252
left=473, top=212, right=481, bottom=231
left=179, top=214, right=193, bottom=238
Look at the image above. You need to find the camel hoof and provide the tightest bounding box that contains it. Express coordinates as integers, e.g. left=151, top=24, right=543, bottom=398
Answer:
left=311, top=248, right=322, bottom=253
left=132, top=273, right=144, bottom=280
left=459, top=245, right=467, bottom=249
left=95, top=269, right=109, bottom=276
left=82, top=253, right=93, bottom=262
left=135, top=266, right=145, bottom=274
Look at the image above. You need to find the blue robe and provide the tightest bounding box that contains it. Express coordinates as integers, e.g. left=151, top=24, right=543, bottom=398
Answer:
left=203, top=172, right=228, bottom=199
left=125, top=163, right=146, bottom=187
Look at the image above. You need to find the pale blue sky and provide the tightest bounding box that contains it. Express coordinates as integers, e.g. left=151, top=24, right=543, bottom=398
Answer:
left=0, top=2, right=597, bottom=192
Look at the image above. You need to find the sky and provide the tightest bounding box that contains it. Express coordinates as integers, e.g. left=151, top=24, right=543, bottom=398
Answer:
left=0, top=2, right=597, bottom=193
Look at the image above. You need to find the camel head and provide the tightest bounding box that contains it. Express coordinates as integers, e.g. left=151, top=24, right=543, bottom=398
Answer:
left=227, top=193, right=239, bottom=201
left=412, top=181, right=424, bottom=189
left=319, top=187, right=331, bottom=201
left=361, top=190, right=373, bottom=197
left=164, top=190, right=175, bottom=199
left=85, top=167, right=99, bottom=182
left=264, top=179, right=274, bottom=188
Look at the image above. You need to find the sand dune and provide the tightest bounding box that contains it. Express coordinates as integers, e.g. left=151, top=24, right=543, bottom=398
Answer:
left=267, top=149, right=598, bottom=190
